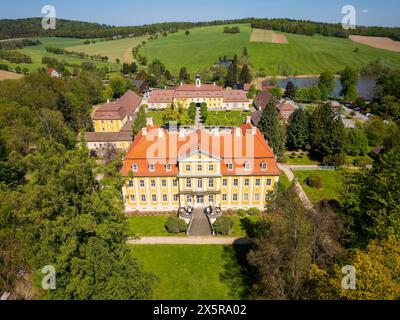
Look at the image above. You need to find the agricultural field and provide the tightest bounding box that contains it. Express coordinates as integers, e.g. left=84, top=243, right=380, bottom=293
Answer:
left=0, top=70, right=24, bottom=81
left=65, top=36, right=148, bottom=63
left=138, top=24, right=400, bottom=75
left=130, top=245, right=251, bottom=300
left=250, top=28, right=288, bottom=44
left=205, top=110, right=252, bottom=126
left=350, top=35, right=400, bottom=52
left=4, top=37, right=120, bottom=73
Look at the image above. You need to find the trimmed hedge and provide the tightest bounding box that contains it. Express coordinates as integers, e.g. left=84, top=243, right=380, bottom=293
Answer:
left=213, top=217, right=234, bottom=236
left=165, top=216, right=188, bottom=234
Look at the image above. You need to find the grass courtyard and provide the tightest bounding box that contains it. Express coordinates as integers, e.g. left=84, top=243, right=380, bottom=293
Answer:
left=130, top=245, right=252, bottom=300
left=294, top=170, right=342, bottom=203
left=127, top=215, right=184, bottom=237
left=127, top=215, right=257, bottom=238
left=205, top=110, right=251, bottom=126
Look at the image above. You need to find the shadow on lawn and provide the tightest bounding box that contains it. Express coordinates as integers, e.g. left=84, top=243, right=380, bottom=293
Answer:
left=219, top=244, right=255, bottom=300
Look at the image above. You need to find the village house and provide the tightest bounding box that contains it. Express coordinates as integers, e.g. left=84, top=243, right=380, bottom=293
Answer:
left=148, top=75, right=250, bottom=111
left=120, top=118, right=281, bottom=213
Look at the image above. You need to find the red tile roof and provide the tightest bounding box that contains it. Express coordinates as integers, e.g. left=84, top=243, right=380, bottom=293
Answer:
left=176, top=83, right=222, bottom=92
left=93, top=90, right=142, bottom=120
left=120, top=124, right=280, bottom=177
left=223, top=90, right=249, bottom=103
left=148, top=89, right=175, bottom=103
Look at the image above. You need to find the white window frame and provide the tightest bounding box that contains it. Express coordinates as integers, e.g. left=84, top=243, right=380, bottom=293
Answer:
left=149, top=164, right=155, bottom=172
left=132, top=164, right=138, bottom=172
left=140, top=180, right=145, bottom=188
left=209, top=178, right=214, bottom=188
left=261, top=162, right=267, bottom=171
left=227, top=162, right=233, bottom=171
left=267, top=179, right=272, bottom=187
left=166, top=164, right=171, bottom=172
left=186, top=178, right=192, bottom=188
left=245, top=162, right=251, bottom=171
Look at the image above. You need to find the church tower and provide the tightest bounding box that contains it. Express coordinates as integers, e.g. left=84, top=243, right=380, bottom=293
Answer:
left=195, top=74, right=201, bottom=88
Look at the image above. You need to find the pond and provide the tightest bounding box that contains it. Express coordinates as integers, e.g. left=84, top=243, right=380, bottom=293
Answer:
left=278, top=76, right=377, bottom=100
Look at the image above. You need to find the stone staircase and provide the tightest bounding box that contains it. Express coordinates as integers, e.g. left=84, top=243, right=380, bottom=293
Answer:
left=188, top=208, right=213, bottom=236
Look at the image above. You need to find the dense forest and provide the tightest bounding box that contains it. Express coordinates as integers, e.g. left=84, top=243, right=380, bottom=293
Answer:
left=0, top=70, right=157, bottom=299
left=0, top=18, right=253, bottom=40
left=251, top=18, right=400, bottom=40
left=2, top=17, right=400, bottom=41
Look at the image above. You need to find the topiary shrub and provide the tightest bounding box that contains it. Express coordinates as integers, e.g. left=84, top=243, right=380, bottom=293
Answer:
left=165, top=216, right=188, bottom=234
left=213, top=217, right=234, bottom=236
left=247, top=207, right=261, bottom=216
left=305, top=174, right=323, bottom=189
left=237, top=209, right=247, bottom=217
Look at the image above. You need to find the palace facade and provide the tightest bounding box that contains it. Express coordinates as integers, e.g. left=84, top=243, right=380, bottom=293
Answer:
left=120, top=118, right=281, bottom=212
left=147, top=75, right=250, bottom=111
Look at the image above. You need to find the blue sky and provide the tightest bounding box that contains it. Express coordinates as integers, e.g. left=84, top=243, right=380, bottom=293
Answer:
left=1, top=0, right=400, bottom=27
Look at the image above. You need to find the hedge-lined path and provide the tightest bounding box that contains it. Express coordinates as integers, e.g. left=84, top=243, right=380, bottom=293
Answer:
left=127, top=237, right=252, bottom=245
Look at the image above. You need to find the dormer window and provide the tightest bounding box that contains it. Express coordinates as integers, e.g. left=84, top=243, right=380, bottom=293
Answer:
left=227, top=162, right=233, bottom=171
left=132, top=164, right=138, bottom=172
left=245, top=162, right=251, bottom=171
left=166, top=164, right=171, bottom=172
left=261, top=162, right=267, bottom=171
left=149, top=164, right=155, bottom=172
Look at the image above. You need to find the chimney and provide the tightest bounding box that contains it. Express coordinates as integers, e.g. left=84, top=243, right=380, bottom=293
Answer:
left=246, top=116, right=252, bottom=124
left=158, top=128, right=164, bottom=138
left=179, top=128, right=185, bottom=139
left=235, top=128, right=241, bottom=137
left=252, top=127, right=257, bottom=135
left=213, top=128, right=220, bottom=137
left=107, top=99, right=110, bottom=103
left=142, top=127, right=148, bottom=136
left=146, top=117, right=153, bottom=127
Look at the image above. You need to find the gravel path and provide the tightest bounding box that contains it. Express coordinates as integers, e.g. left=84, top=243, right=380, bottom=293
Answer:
left=127, top=237, right=253, bottom=245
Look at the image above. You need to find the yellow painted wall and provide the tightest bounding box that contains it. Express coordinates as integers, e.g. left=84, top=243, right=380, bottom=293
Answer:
left=94, top=117, right=128, bottom=133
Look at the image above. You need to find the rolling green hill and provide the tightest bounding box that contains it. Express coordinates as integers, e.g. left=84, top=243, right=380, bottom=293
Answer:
left=2, top=37, right=121, bottom=73
left=138, top=24, right=400, bottom=76
left=65, top=36, right=148, bottom=64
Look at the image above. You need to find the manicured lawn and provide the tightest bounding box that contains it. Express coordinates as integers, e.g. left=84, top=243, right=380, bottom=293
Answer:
left=294, top=170, right=342, bottom=203
left=284, top=152, right=320, bottom=165
left=230, top=216, right=258, bottom=237
left=130, top=245, right=251, bottom=300
left=127, top=215, right=185, bottom=237
left=205, top=111, right=251, bottom=126
left=147, top=111, right=165, bottom=126
left=139, top=24, right=400, bottom=75
left=147, top=110, right=194, bottom=126
left=9, top=37, right=120, bottom=73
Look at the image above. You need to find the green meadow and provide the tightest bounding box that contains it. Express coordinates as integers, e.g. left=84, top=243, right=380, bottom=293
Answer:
left=65, top=35, right=148, bottom=63
left=6, top=37, right=120, bottom=73
left=139, top=24, right=400, bottom=75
